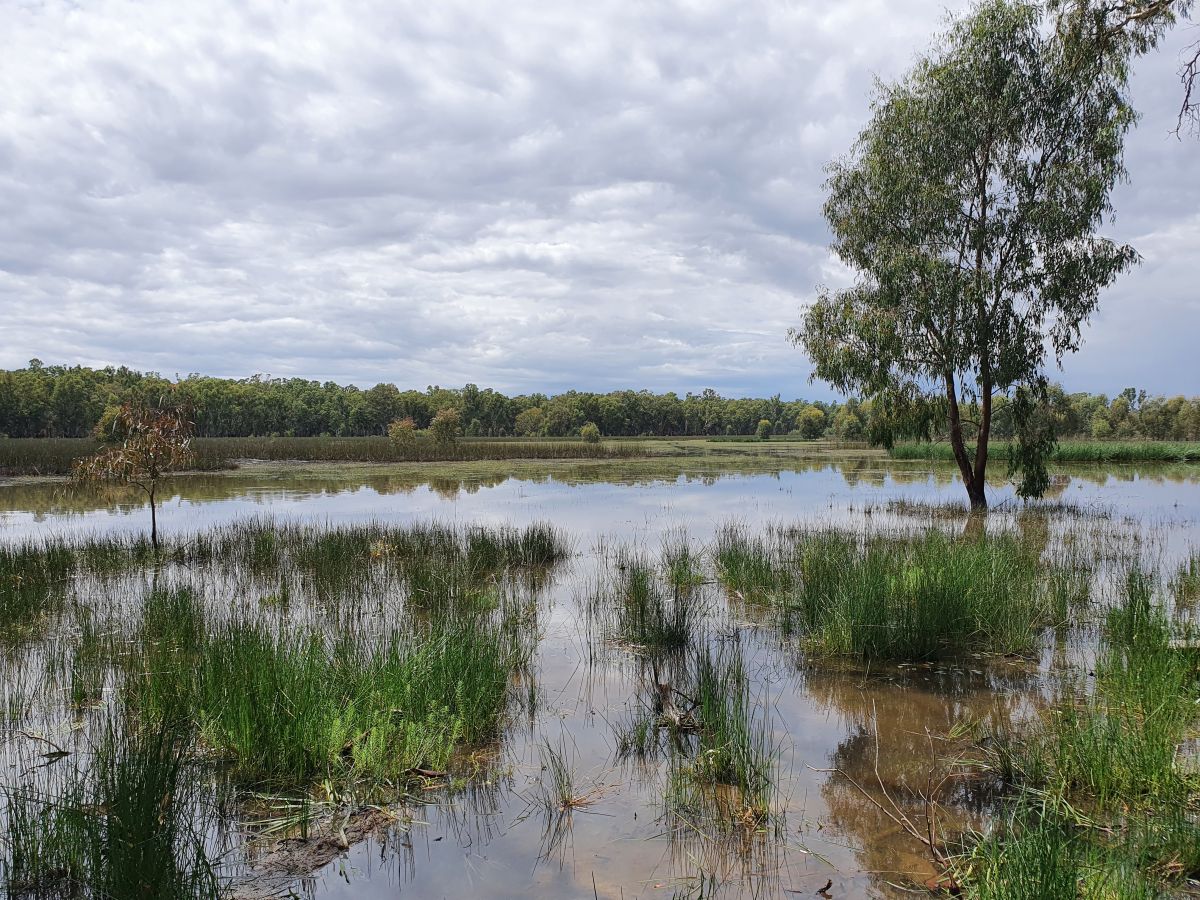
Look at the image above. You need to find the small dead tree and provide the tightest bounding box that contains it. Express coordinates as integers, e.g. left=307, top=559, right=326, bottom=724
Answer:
left=74, top=402, right=194, bottom=549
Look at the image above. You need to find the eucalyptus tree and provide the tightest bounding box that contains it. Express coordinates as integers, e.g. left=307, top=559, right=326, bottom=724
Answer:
left=1051, top=0, right=1196, bottom=132
left=793, top=0, right=1141, bottom=508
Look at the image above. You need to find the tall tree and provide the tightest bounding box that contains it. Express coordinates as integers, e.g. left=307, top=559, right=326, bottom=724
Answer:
left=793, top=0, right=1140, bottom=508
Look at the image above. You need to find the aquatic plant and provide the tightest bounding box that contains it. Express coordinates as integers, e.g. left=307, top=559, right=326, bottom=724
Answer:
left=961, top=563, right=1200, bottom=896
left=590, top=548, right=705, bottom=651
left=666, top=643, right=774, bottom=828
left=1, top=713, right=220, bottom=899
left=776, top=529, right=1057, bottom=660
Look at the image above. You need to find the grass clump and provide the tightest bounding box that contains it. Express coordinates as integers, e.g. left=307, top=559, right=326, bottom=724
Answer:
left=1173, top=552, right=1200, bottom=605
left=1, top=714, right=220, bottom=899
left=663, top=533, right=706, bottom=590
left=592, top=549, right=705, bottom=651
left=667, top=644, right=774, bottom=828
left=781, top=530, right=1056, bottom=660
left=166, top=614, right=516, bottom=786
left=713, top=524, right=793, bottom=601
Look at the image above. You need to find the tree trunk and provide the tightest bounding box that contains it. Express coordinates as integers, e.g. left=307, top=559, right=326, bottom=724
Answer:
left=972, top=381, right=993, bottom=510
left=149, top=482, right=158, bottom=550
left=966, top=477, right=987, bottom=510
left=944, top=373, right=986, bottom=509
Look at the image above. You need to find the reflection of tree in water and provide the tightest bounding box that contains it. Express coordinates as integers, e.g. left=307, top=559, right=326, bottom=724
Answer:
left=806, top=663, right=1039, bottom=891
left=1, top=457, right=1196, bottom=520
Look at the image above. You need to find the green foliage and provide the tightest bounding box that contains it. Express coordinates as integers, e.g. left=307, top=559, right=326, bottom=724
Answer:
left=755, top=419, right=772, bottom=441
left=580, top=421, right=601, bottom=443
left=1007, top=381, right=1056, bottom=500
left=514, top=406, right=545, bottom=436
left=428, top=407, right=462, bottom=445
left=793, top=0, right=1142, bottom=507
left=794, top=405, right=827, bottom=439
left=386, top=415, right=417, bottom=447
left=0, top=363, right=846, bottom=441
left=2, top=362, right=1198, bottom=455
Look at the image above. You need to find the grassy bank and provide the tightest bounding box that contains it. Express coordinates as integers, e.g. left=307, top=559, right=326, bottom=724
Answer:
left=890, top=439, right=1200, bottom=464
left=0, top=435, right=645, bottom=476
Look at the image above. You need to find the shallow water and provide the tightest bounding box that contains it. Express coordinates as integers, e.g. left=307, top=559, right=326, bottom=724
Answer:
left=3, top=454, right=1199, bottom=545
left=3, top=454, right=1199, bottom=898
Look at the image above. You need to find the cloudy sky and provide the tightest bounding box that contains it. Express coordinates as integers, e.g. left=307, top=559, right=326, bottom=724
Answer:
left=2, top=0, right=1197, bottom=399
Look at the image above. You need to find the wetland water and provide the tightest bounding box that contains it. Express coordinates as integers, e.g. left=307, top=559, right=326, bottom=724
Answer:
left=3, top=454, right=1199, bottom=899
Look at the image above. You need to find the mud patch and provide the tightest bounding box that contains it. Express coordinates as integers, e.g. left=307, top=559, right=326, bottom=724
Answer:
left=230, top=806, right=405, bottom=899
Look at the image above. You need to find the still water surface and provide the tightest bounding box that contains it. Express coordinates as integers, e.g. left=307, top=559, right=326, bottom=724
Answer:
left=3, top=456, right=1199, bottom=898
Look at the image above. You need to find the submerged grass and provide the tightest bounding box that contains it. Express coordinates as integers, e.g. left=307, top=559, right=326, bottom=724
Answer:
left=960, top=564, right=1200, bottom=897
left=0, top=541, right=74, bottom=645
left=588, top=544, right=707, bottom=651
left=714, top=524, right=793, bottom=601
left=718, top=527, right=1061, bottom=660
left=667, top=643, right=774, bottom=829
left=118, top=563, right=538, bottom=788
left=1, top=712, right=220, bottom=899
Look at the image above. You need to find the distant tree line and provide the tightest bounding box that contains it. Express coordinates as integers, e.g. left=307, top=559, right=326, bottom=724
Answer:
left=1, top=361, right=1197, bottom=443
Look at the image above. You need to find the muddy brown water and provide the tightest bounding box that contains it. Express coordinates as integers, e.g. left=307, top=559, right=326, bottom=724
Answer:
left=3, top=454, right=1199, bottom=899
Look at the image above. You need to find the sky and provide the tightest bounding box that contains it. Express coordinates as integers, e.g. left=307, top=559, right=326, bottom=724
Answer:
left=2, top=0, right=1197, bottom=400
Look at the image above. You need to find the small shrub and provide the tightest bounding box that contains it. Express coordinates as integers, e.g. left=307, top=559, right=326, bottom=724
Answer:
left=387, top=416, right=418, bottom=447
left=428, top=408, right=462, bottom=446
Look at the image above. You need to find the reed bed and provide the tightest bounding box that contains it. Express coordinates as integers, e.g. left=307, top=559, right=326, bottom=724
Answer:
left=889, top=439, right=1200, bottom=464
left=0, top=435, right=643, bottom=476
left=0, top=437, right=231, bottom=477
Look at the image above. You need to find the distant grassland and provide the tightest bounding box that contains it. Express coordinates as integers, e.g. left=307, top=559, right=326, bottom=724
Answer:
left=0, top=436, right=644, bottom=477
left=889, top=440, right=1200, bottom=463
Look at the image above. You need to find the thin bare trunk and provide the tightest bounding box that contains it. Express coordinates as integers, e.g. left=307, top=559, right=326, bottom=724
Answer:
left=149, top=482, right=158, bottom=550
